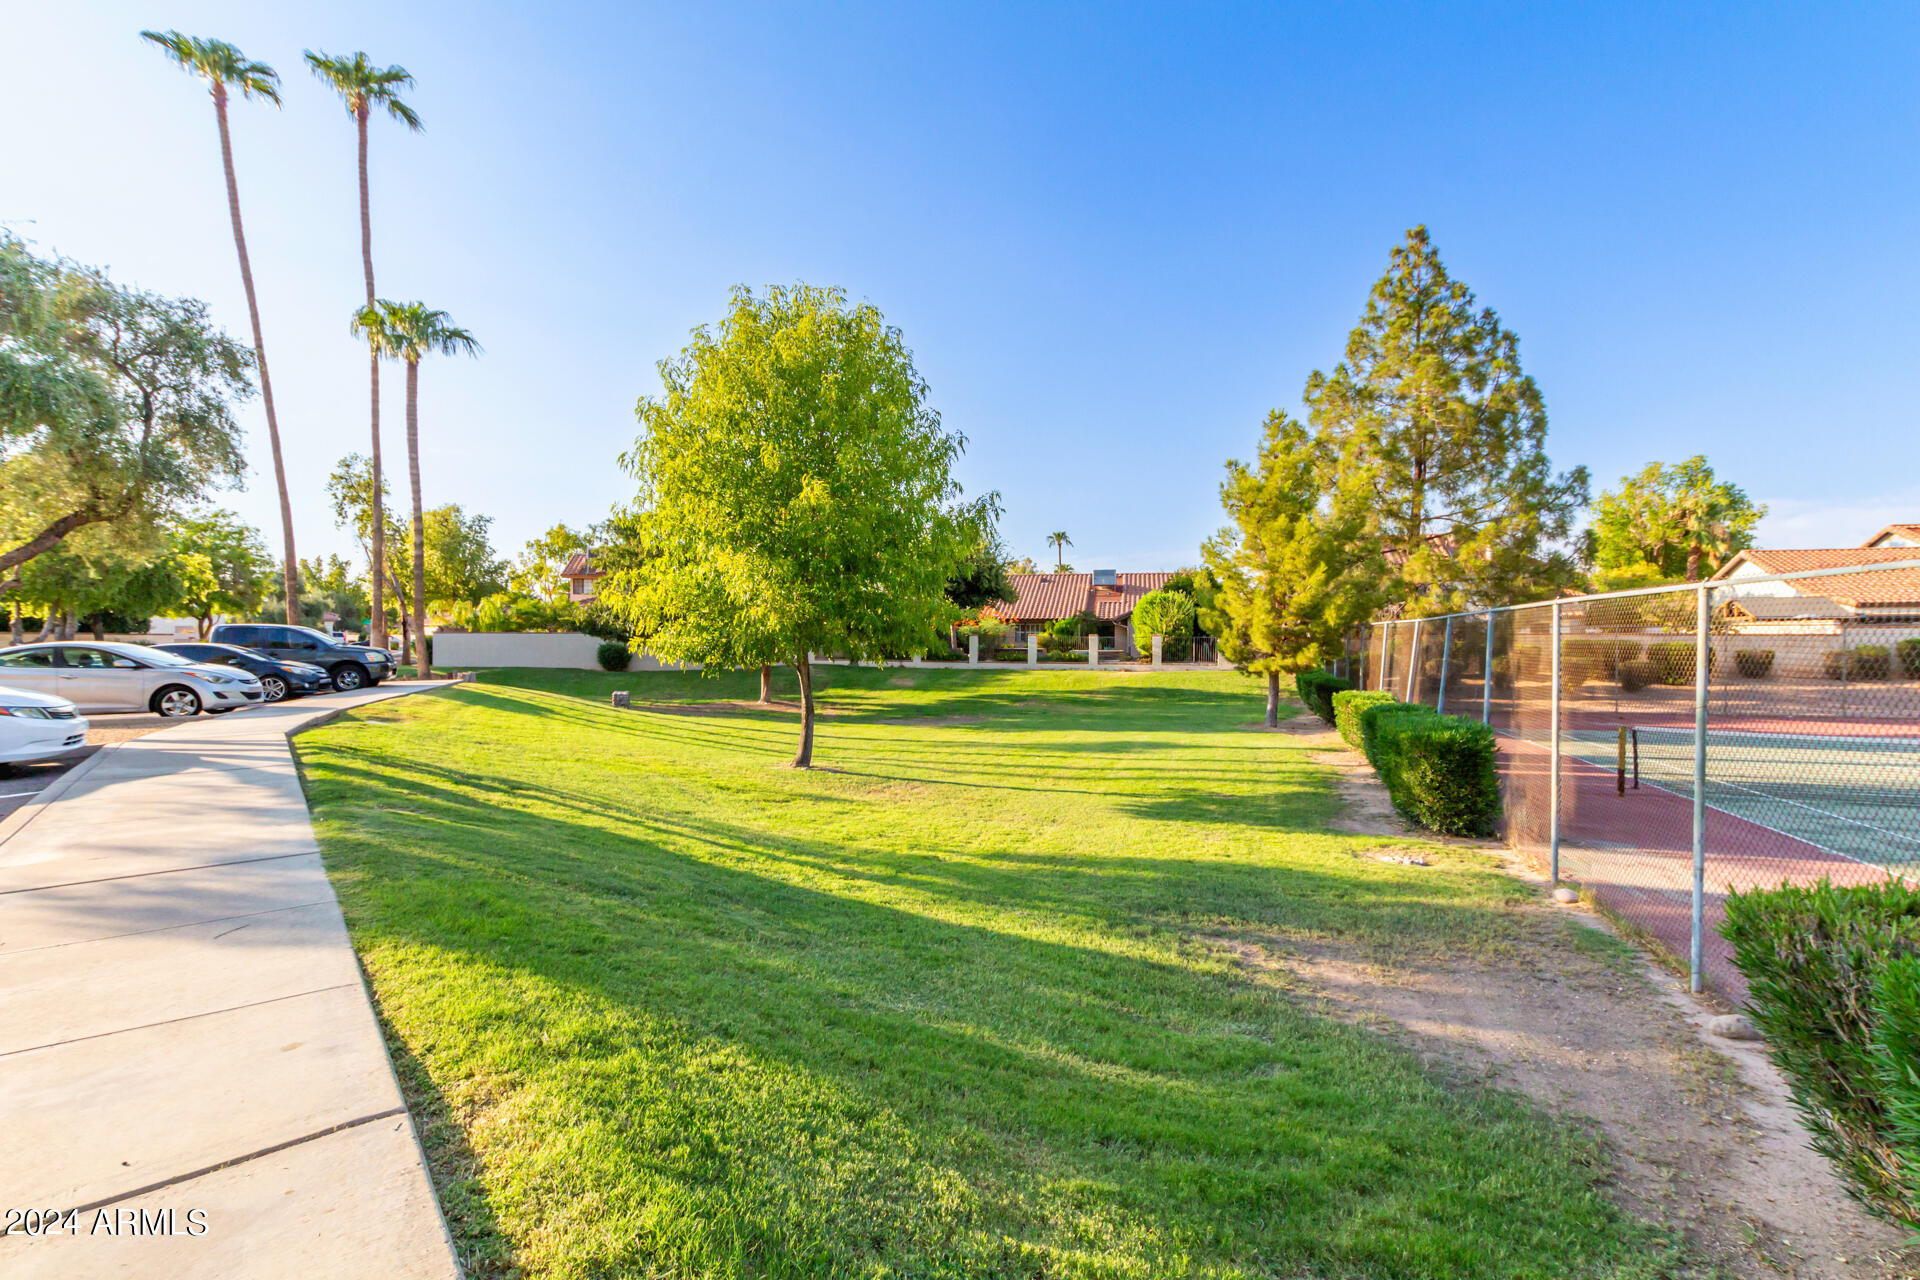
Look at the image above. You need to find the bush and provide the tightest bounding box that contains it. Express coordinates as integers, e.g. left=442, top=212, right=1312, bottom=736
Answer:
left=1563, top=637, right=1641, bottom=679
left=1722, top=879, right=1920, bottom=1226
left=1332, top=689, right=1397, bottom=750
left=1131, top=589, right=1196, bottom=661
left=596, top=640, right=632, bottom=672
left=1900, top=638, right=1920, bottom=680
left=1733, top=649, right=1775, bottom=679
left=1295, top=670, right=1352, bottom=725
left=1875, top=956, right=1920, bottom=1216
left=1645, top=640, right=1713, bottom=685
left=1617, top=659, right=1657, bottom=693
left=1360, top=702, right=1502, bottom=837
left=1826, top=645, right=1893, bottom=681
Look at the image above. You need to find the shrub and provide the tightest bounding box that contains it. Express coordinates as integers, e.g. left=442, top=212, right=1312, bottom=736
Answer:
left=1900, top=638, right=1920, bottom=680
left=1564, top=637, right=1641, bottom=679
left=1617, top=659, right=1657, bottom=693
left=1827, top=645, right=1893, bottom=681
left=1131, top=589, right=1196, bottom=661
left=1645, top=640, right=1712, bottom=685
left=1874, top=955, right=1920, bottom=1216
left=1362, top=703, right=1502, bottom=837
left=1332, top=689, right=1397, bottom=750
left=1721, top=879, right=1920, bottom=1226
left=1733, top=649, right=1776, bottom=679
left=1295, top=670, right=1351, bottom=725
left=596, top=640, right=632, bottom=672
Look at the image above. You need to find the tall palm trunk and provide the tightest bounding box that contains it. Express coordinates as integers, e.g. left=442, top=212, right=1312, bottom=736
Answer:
left=358, top=101, right=387, bottom=651
left=406, top=357, right=427, bottom=676
left=212, top=81, right=299, bottom=622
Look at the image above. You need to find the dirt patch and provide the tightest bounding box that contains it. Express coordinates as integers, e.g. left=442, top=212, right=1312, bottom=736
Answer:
left=1239, top=708, right=1914, bottom=1279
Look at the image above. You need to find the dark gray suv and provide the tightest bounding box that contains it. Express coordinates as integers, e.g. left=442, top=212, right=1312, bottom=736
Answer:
left=209, top=624, right=395, bottom=692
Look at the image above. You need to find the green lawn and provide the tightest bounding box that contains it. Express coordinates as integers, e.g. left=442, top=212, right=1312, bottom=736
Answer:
left=296, top=667, right=1688, bottom=1279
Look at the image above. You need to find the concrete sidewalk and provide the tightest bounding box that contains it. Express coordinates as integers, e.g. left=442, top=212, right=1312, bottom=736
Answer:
left=0, top=687, right=462, bottom=1278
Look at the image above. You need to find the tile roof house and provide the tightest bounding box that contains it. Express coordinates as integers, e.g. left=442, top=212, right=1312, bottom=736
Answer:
left=1003, top=570, right=1177, bottom=655
left=1710, top=525, right=1920, bottom=621
left=559, top=552, right=604, bottom=604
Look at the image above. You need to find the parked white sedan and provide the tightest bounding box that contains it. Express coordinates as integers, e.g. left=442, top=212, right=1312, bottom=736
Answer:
left=0, top=642, right=264, bottom=717
left=0, top=685, right=89, bottom=767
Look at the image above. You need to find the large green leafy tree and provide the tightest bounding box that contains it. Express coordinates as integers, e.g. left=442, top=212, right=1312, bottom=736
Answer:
left=352, top=301, right=480, bottom=673
left=307, top=50, right=420, bottom=650
left=1590, top=455, right=1765, bottom=585
left=510, top=523, right=595, bottom=602
left=174, top=509, right=272, bottom=635
left=944, top=508, right=1017, bottom=612
left=605, top=283, right=982, bottom=767
left=0, top=239, right=250, bottom=596
left=142, top=31, right=301, bottom=620
left=1306, top=227, right=1588, bottom=615
left=1203, top=411, right=1377, bottom=727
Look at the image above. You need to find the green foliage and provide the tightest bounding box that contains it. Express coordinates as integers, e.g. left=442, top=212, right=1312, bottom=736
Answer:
left=1722, top=879, right=1920, bottom=1226
left=1332, top=689, right=1397, bottom=750
left=509, top=523, right=595, bottom=602
left=1874, top=956, right=1920, bottom=1217
left=1294, top=669, right=1351, bottom=724
left=1901, top=638, right=1920, bottom=680
left=1617, top=659, right=1657, bottom=693
left=1, top=235, right=251, bottom=591
left=1591, top=456, right=1765, bottom=583
left=603, top=285, right=985, bottom=764
left=1733, top=649, right=1776, bottom=679
left=1203, top=411, right=1375, bottom=688
left=1131, top=588, right=1196, bottom=660
left=1644, top=640, right=1713, bottom=686
left=1304, top=227, right=1588, bottom=613
left=173, top=509, right=272, bottom=628
left=1358, top=702, right=1502, bottom=837
left=596, top=640, right=632, bottom=672
left=943, top=513, right=1017, bottom=612
left=1826, top=646, right=1894, bottom=681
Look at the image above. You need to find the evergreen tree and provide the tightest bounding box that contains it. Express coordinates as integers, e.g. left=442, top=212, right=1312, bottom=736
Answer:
left=1202, top=411, right=1376, bottom=727
left=1305, top=227, right=1587, bottom=614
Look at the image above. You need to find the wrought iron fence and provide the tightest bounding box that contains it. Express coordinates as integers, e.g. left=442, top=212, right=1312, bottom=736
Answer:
left=1347, top=559, right=1920, bottom=1000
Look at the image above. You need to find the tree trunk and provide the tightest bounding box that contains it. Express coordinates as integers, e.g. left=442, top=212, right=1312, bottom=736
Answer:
left=89, top=615, right=104, bottom=640
left=358, top=103, right=388, bottom=652
left=387, top=564, right=411, bottom=666
left=212, top=84, right=299, bottom=622
left=62, top=609, right=76, bottom=642
left=1685, top=545, right=1703, bottom=583
left=790, top=656, right=815, bottom=768
left=759, top=663, right=773, bottom=703
left=406, top=358, right=427, bottom=676
left=8, top=604, right=20, bottom=645
left=1265, top=669, right=1280, bottom=728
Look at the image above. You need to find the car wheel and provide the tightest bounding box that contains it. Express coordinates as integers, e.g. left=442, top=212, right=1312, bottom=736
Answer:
left=331, top=664, right=368, bottom=692
left=153, top=686, right=202, bottom=718
left=260, top=675, right=289, bottom=702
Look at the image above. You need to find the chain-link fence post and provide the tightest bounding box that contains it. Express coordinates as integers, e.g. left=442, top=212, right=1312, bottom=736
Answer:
left=1405, top=618, right=1422, bottom=702
left=1691, top=582, right=1710, bottom=994
left=1437, top=616, right=1454, bottom=714
left=1482, top=611, right=1494, bottom=724
left=1549, top=600, right=1563, bottom=886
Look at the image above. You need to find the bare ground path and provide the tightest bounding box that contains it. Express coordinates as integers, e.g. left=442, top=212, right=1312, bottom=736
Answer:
left=1258, top=713, right=1914, bottom=1280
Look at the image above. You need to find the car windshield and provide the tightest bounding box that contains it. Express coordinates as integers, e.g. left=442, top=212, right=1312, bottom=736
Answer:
left=291, top=627, right=337, bottom=645
left=127, top=646, right=196, bottom=667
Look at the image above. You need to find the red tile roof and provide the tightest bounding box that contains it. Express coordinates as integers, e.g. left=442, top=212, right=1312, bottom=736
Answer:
left=560, top=552, right=602, bottom=580
left=1865, top=523, right=1920, bottom=547
left=1714, top=548, right=1920, bottom=608
left=1006, top=572, right=1176, bottom=622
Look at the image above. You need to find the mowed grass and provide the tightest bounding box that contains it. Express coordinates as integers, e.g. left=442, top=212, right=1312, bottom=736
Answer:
left=296, top=667, right=1688, bottom=1279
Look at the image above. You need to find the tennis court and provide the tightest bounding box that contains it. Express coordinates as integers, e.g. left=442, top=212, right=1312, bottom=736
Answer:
left=1560, top=725, right=1920, bottom=876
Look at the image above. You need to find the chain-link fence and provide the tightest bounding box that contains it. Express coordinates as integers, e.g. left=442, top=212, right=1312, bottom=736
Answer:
left=1349, top=559, right=1920, bottom=1001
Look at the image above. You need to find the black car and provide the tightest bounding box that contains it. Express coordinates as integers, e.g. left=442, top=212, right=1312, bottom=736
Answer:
left=208, top=624, right=396, bottom=692
left=155, top=642, right=335, bottom=703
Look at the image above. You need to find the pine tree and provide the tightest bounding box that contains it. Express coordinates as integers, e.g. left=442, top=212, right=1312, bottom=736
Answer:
left=1202, top=411, right=1376, bottom=727
left=1305, top=227, right=1587, bottom=614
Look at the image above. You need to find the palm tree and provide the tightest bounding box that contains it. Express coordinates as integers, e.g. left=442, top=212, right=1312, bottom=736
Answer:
left=142, top=31, right=301, bottom=622
left=1047, top=531, right=1073, bottom=572
left=351, top=302, right=480, bottom=676
left=305, top=51, right=421, bottom=652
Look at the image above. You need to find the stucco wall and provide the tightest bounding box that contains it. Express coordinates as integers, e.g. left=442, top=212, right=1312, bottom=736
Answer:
left=431, top=632, right=692, bottom=671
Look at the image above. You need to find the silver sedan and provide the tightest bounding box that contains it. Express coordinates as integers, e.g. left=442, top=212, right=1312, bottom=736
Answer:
left=0, top=641, right=264, bottom=717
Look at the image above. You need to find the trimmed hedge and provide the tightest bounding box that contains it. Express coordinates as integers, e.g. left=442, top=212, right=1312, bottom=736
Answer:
left=1646, top=640, right=1713, bottom=685
left=1357, top=700, right=1502, bottom=837
left=1618, top=659, right=1656, bottom=693
left=1733, top=649, right=1775, bottom=678
left=1827, top=645, right=1893, bottom=681
left=1295, top=670, right=1352, bottom=725
left=1332, top=689, right=1396, bottom=751
left=1901, top=638, right=1920, bottom=680
left=1722, top=879, right=1920, bottom=1226
left=596, top=640, right=632, bottom=672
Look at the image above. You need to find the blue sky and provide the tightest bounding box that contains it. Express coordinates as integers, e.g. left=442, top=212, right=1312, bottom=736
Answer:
left=6, top=2, right=1917, bottom=573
